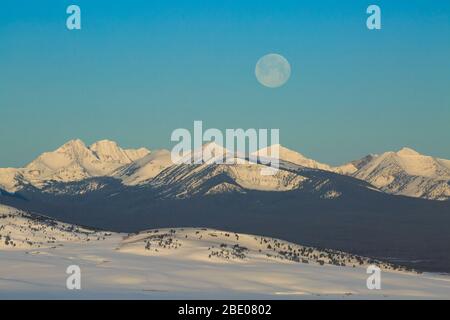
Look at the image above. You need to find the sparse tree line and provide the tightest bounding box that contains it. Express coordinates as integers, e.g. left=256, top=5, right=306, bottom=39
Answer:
left=135, top=229, right=416, bottom=273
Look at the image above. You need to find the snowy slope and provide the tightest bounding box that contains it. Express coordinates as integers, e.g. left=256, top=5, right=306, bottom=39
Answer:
left=0, top=204, right=111, bottom=250
left=333, top=154, right=378, bottom=175
left=149, top=162, right=306, bottom=198
left=345, top=148, right=450, bottom=200
left=113, top=149, right=174, bottom=185
left=121, top=228, right=405, bottom=271
left=175, top=141, right=236, bottom=165
left=254, top=144, right=333, bottom=171
left=113, top=143, right=236, bottom=187
left=0, top=168, right=29, bottom=192
left=90, top=140, right=149, bottom=164
left=1, top=205, right=449, bottom=299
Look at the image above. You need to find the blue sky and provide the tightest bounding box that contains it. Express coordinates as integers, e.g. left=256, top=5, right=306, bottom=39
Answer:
left=1, top=0, right=449, bottom=166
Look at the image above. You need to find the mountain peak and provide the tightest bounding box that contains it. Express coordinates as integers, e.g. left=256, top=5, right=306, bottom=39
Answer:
left=397, top=147, right=421, bottom=156
left=89, top=140, right=121, bottom=157
left=90, top=139, right=119, bottom=148
left=89, top=139, right=150, bottom=164
left=255, top=144, right=296, bottom=156
left=59, top=139, right=87, bottom=149
left=253, top=144, right=333, bottom=171
left=15, top=139, right=151, bottom=186
left=202, top=141, right=226, bottom=150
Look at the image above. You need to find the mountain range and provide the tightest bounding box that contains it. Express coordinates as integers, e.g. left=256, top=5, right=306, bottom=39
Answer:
left=1, top=139, right=449, bottom=200
left=0, top=139, right=150, bottom=191
left=1, top=139, right=450, bottom=272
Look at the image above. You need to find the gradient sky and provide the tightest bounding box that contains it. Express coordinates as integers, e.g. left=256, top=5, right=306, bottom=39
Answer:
left=1, top=0, right=449, bottom=167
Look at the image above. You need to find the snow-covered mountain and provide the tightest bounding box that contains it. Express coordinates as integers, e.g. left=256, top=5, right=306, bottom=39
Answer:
left=0, top=139, right=150, bottom=192
left=110, top=142, right=314, bottom=197
left=0, top=141, right=317, bottom=196
left=1, top=140, right=449, bottom=201
left=149, top=161, right=307, bottom=198
left=131, top=143, right=307, bottom=197
left=257, top=144, right=450, bottom=201
left=340, top=148, right=450, bottom=201
left=90, top=140, right=149, bottom=164
left=175, top=141, right=236, bottom=165
left=113, top=149, right=174, bottom=185
left=254, top=144, right=333, bottom=171
left=333, top=154, right=379, bottom=175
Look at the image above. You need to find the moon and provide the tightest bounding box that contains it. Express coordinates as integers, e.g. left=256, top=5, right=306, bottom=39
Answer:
left=255, top=53, right=291, bottom=88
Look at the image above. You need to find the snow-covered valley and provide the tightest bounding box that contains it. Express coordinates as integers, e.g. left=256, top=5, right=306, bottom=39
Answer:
left=1, top=205, right=449, bottom=299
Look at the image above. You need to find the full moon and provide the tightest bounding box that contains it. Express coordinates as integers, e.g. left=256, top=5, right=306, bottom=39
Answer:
left=255, top=53, right=291, bottom=88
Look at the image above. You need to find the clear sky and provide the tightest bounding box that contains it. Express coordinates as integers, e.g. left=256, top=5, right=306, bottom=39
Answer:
left=1, top=0, right=449, bottom=167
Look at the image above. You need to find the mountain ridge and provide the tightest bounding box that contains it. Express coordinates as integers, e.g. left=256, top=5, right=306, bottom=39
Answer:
left=1, top=139, right=449, bottom=200
left=0, top=139, right=150, bottom=192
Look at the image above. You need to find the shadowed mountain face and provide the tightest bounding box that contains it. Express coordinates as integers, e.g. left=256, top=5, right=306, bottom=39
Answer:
left=2, top=165, right=450, bottom=273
